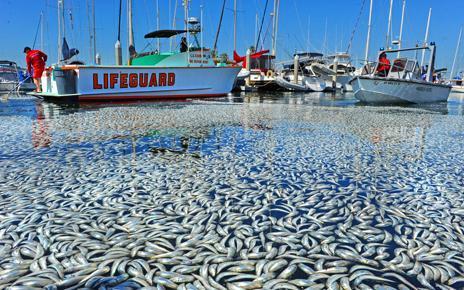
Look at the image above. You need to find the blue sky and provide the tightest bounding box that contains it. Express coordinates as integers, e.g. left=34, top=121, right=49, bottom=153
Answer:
left=1, top=0, right=463, bottom=75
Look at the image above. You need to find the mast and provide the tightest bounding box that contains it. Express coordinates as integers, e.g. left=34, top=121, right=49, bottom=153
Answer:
left=272, top=0, right=280, bottom=56
left=92, top=0, right=96, bottom=63
left=386, top=0, right=393, bottom=49
left=183, top=0, right=189, bottom=64
left=40, top=11, right=44, bottom=51
left=156, top=0, right=160, bottom=51
left=233, top=0, right=237, bottom=51
left=57, top=0, right=63, bottom=61
left=200, top=4, right=204, bottom=65
left=128, top=0, right=135, bottom=62
left=171, top=0, right=178, bottom=51
left=115, top=0, right=122, bottom=65
left=364, top=0, right=373, bottom=64
left=420, top=8, right=432, bottom=67
left=450, top=27, right=463, bottom=80
left=397, top=0, right=406, bottom=57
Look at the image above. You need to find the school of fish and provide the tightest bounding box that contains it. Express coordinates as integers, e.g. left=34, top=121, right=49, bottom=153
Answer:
left=1, top=96, right=464, bottom=290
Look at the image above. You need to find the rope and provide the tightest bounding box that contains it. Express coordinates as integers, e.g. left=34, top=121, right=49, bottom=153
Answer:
left=255, top=0, right=269, bottom=50
left=32, top=13, right=42, bottom=49
left=346, top=0, right=367, bottom=53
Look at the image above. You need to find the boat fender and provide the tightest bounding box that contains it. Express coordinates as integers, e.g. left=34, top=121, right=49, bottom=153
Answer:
left=266, top=70, right=275, bottom=78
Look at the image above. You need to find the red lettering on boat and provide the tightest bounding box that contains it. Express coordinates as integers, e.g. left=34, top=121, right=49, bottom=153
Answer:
left=120, top=73, right=128, bottom=88
left=129, top=73, right=138, bottom=88
left=93, top=74, right=102, bottom=89
left=168, top=73, right=175, bottom=86
left=109, top=73, right=118, bottom=89
left=149, top=73, right=157, bottom=87
left=139, top=73, right=148, bottom=87
left=159, top=73, right=167, bottom=86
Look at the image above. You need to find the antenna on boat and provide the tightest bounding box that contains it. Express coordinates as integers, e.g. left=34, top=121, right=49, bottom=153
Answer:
left=420, top=8, right=432, bottom=68
left=364, top=0, right=373, bottom=64
left=115, top=0, right=122, bottom=65
left=450, top=27, right=463, bottom=80
left=397, top=0, right=406, bottom=57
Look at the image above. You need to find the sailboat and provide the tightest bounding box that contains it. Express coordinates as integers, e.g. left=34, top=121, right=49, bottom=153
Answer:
left=32, top=0, right=240, bottom=101
left=350, top=44, right=451, bottom=104
left=449, top=27, right=464, bottom=93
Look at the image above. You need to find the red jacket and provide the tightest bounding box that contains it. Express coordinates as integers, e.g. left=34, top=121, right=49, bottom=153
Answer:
left=377, top=57, right=391, bottom=73
left=26, top=50, right=47, bottom=73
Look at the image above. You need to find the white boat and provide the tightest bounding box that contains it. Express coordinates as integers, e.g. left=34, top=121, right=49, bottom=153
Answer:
left=31, top=1, right=240, bottom=102
left=310, top=53, right=356, bottom=92
left=452, top=85, right=464, bottom=93
left=0, top=61, right=35, bottom=93
left=275, top=52, right=326, bottom=92
left=350, top=44, right=451, bottom=104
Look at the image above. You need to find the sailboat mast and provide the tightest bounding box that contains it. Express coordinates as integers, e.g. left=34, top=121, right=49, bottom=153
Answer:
left=57, top=0, right=63, bottom=61
left=386, top=0, right=393, bottom=49
left=128, top=0, right=135, bottom=62
left=156, top=0, right=160, bottom=52
left=92, top=0, right=97, bottom=63
left=450, top=27, right=463, bottom=80
left=272, top=0, right=280, bottom=56
left=233, top=0, right=237, bottom=52
left=364, top=0, right=373, bottom=64
left=171, top=0, right=178, bottom=51
left=397, top=0, right=406, bottom=57
left=420, top=8, right=432, bottom=67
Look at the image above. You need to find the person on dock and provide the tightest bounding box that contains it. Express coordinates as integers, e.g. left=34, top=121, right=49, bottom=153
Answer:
left=24, top=47, right=47, bottom=93
left=180, top=37, right=188, bottom=53
left=376, top=52, right=391, bottom=77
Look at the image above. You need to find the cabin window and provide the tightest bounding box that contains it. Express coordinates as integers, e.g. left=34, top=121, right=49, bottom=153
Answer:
left=391, top=59, right=407, bottom=72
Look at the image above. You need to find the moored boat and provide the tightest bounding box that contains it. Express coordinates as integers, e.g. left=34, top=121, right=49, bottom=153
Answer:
left=0, top=61, right=35, bottom=93
left=350, top=44, right=451, bottom=104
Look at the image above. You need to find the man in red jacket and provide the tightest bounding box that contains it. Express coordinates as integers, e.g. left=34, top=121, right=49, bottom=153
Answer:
left=376, top=52, right=391, bottom=77
left=24, top=47, right=48, bottom=92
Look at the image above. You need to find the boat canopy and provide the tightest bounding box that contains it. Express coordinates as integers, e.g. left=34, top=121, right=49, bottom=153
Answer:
left=144, top=29, right=200, bottom=39
left=0, top=60, right=17, bottom=66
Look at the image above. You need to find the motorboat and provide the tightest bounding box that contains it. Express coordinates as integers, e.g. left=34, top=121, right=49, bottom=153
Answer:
left=310, top=53, right=356, bottom=92
left=31, top=0, right=240, bottom=102
left=275, top=52, right=326, bottom=92
left=349, top=43, right=451, bottom=104
left=0, top=60, right=35, bottom=93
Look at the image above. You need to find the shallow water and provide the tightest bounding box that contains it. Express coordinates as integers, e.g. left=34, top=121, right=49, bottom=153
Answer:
left=1, top=92, right=464, bottom=289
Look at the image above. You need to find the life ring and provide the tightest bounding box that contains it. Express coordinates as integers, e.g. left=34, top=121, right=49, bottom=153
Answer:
left=266, top=70, right=275, bottom=78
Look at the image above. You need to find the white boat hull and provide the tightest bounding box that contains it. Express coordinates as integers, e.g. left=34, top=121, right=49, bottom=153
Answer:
left=351, top=76, right=451, bottom=104
left=451, top=85, right=464, bottom=93
left=40, top=65, right=241, bottom=101
left=275, top=75, right=326, bottom=92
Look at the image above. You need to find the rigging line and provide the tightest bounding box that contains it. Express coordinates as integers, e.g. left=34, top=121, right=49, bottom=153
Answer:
left=213, top=0, right=227, bottom=53
left=346, top=0, right=367, bottom=53
left=255, top=0, right=269, bottom=50
left=32, top=13, right=42, bottom=49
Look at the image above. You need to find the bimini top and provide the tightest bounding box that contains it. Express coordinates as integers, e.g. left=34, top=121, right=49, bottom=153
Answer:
left=144, top=29, right=200, bottom=39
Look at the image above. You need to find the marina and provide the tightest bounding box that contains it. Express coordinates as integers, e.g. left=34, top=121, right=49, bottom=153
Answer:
left=0, top=92, right=464, bottom=289
left=1, top=0, right=464, bottom=289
